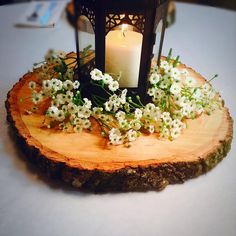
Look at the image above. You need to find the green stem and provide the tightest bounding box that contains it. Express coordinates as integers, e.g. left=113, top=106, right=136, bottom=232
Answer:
left=127, top=98, right=142, bottom=108
left=208, top=74, right=218, bottom=83
left=166, top=48, right=172, bottom=62
left=173, top=55, right=180, bottom=67
left=92, top=95, right=104, bottom=106
left=136, top=95, right=145, bottom=108
left=33, top=61, right=46, bottom=66
left=90, top=81, right=113, bottom=96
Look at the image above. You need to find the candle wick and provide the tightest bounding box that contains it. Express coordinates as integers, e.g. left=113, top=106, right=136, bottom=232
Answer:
left=121, top=24, right=128, bottom=38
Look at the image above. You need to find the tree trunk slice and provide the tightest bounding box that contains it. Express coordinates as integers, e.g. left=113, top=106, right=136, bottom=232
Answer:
left=5, top=63, right=233, bottom=192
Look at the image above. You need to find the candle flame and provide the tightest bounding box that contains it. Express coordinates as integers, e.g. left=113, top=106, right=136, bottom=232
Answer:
left=121, top=24, right=128, bottom=37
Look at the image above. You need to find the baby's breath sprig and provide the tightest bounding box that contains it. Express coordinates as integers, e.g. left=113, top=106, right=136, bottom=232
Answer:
left=27, top=48, right=222, bottom=146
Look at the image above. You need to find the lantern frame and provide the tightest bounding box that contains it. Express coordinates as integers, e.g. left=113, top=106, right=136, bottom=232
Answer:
left=74, top=0, right=169, bottom=101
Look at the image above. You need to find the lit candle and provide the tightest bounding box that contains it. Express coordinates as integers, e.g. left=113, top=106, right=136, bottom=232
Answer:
left=105, top=24, right=143, bottom=88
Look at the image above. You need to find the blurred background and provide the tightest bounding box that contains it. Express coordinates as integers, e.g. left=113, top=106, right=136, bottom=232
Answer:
left=0, top=0, right=236, bottom=11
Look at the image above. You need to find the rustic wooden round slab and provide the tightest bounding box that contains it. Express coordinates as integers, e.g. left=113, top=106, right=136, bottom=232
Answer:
left=5, top=64, right=233, bottom=192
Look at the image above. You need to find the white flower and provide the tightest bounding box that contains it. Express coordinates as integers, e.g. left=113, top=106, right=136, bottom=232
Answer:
left=175, top=95, right=188, bottom=107
left=90, top=68, right=103, bottom=81
left=170, top=83, right=181, bottom=95
left=115, top=111, right=126, bottom=121
left=63, top=80, right=74, bottom=90
left=51, top=99, right=60, bottom=107
left=113, top=99, right=121, bottom=112
left=83, top=98, right=92, bottom=109
left=120, top=89, right=127, bottom=104
left=148, top=125, right=155, bottom=134
left=161, top=112, right=171, bottom=124
left=201, top=83, right=211, bottom=93
left=74, top=124, right=82, bottom=133
left=171, top=119, right=183, bottom=129
left=130, top=120, right=142, bottom=130
left=82, top=119, right=91, bottom=129
left=53, top=58, right=61, bottom=66
left=42, top=80, right=52, bottom=91
left=108, top=80, right=119, bottom=92
left=149, top=73, right=160, bottom=85
left=42, top=64, right=49, bottom=72
left=192, top=88, right=202, bottom=99
left=160, top=127, right=169, bottom=138
left=126, top=129, right=138, bottom=142
left=118, top=119, right=130, bottom=130
left=56, top=50, right=67, bottom=58
left=164, top=66, right=172, bottom=76
left=93, top=107, right=103, bottom=115
left=56, top=94, right=66, bottom=105
left=134, top=108, right=142, bottom=119
left=29, top=81, right=36, bottom=90
left=143, top=103, right=160, bottom=121
left=67, top=102, right=78, bottom=114
left=185, top=77, right=196, bottom=87
left=109, top=128, right=123, bottom=145
left=151, top=66, right=160, bottom=74
left=160, top=60, right=169, bottom=70
left=196, top=104, right=204, bottom=115
left=170, top=68, right=181, bottom=81
left=55, top=110, right=65, bottom=122
left=109, top=94, right=118, bottom=102
left=155, top=88, right=165, bottom=99
left=182, top=69, right=189, bottom=76
left=159, top=76, right=170, bottom=89
left=99, top=114, right=113, bottom=123
left=78, top=107, right=91, bottom=118
left=181, top=103, right=194, bottom=117
left=32, top=92, right=43, bottom=104
left=206, top=90, right=215, bottom=99
left=147, top=87, right=156, bottom=96
left=51, top=78, right=63, bottom=91
left=103, top=74, right=113, bottom=84
left=104, top=101, right=113, bottom=111
left=73, top=80, right=80, bottom=89
left=47, top=106, right=59, bottom=118
left=170, top=127, right=181, bottom=139
left=145, top=103, right=156, bottom=112
left=61, top=105, right=68, bottom=113
left=65, top=91, right=73, bottom=102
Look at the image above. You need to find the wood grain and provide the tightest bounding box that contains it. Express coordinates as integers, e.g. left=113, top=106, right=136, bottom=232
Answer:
left=5, top=63, right=233, bottom=192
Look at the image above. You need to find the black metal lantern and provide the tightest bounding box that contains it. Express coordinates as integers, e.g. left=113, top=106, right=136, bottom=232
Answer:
left=74, top=0, right=169, bottom=101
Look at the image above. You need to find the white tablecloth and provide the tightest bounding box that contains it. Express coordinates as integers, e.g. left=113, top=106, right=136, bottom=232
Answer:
left=0, top=2, right=236, bottom=236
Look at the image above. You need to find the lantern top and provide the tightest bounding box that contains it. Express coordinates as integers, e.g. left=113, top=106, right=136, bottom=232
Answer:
left=74, top=0, right=169, bottom=100
left=77, top=0, right=167, bottom=10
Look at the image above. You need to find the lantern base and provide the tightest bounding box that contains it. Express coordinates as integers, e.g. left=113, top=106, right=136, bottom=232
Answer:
left=5, top=62, right=233, bottom=192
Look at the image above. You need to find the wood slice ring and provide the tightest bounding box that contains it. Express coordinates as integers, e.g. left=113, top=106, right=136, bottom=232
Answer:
left=5, top=63, right=233, bottom=192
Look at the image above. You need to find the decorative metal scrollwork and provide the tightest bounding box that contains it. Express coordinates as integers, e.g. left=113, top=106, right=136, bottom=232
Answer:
left=80, top=6, right=96, bottom=32
left=106, top=14, right=145, bottom=34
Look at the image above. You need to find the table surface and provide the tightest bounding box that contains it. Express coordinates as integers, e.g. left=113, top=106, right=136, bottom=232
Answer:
left=0, top=2, right=236, bottom=236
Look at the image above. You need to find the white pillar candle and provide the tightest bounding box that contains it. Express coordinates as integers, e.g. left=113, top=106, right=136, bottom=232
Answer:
left=105, top=25, right=143, bottom=88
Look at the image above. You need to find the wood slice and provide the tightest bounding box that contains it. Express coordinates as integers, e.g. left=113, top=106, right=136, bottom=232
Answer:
left=5, top=63, right=233, bottom=192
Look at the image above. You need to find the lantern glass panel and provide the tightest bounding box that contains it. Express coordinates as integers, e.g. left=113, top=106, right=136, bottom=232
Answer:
left=77, top=15, right=95, bottom=53
left=153, top=19, right=163, bottom=57
left=105, top=24, right=143, bottom=88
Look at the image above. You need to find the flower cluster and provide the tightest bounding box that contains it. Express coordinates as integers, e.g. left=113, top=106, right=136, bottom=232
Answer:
left=90, top=69, right=119, bottom=92
left=27, top=49, right=222, bottom=146
left=148, top=50, right=221, bottom=121
left=29, top=77, right=93, bottom=131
